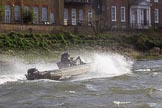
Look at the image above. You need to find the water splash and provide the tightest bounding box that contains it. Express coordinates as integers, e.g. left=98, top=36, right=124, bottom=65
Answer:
left=0, top=61, right=26, bottom=84
left=0, top=60, right=58, bottom=85
left=94, top=53, right=133, bottom=76
left=73, top=53, right=133, bottom=81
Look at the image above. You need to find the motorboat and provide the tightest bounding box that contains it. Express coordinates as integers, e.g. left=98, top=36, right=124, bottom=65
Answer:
left=25, top=55, right=91, bottom=80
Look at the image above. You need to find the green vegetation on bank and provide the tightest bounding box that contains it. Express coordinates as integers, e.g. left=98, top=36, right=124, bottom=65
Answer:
left=0, top=31, right=162, bottom=59
left=0, top=31, right=119, bottom=51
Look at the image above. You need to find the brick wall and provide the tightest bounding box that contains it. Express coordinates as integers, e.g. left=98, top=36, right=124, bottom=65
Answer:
left=0, top=24, right=95, bottom=35
left=101, top=0, right=129, bottom=29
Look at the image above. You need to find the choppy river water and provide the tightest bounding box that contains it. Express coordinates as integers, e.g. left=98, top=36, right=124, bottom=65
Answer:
left=0, top=53, right=162, bottom=108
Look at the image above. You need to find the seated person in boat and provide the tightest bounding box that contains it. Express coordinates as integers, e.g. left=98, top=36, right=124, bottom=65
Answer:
left=57, top=53, right=85, bottom=69
left=56, top=52, right=71, bottom=69
left=61, top=52, right=70, bottom=64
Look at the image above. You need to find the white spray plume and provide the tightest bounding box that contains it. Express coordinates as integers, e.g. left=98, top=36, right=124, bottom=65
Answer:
left=93, top=53, right=133, bottom=77
left=73, top=52, right=133, bottom=81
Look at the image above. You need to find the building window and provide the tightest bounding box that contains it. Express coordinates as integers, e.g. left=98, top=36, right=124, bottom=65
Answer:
left=154, top=0, right=158, bottom=2
left=5, top=5, right=11, bottom=23
left=24, top=6, right=30, bottom=11
left=79, top=9, right=83, bottom=25
left=42, top=7, right=48, bottom=23
left=121, top=7, right=125, bottom=22
left=71, top=8, right=77, bottom=25
left=33, top=7, right=39, bottom=24
left=24, top=6, right=30, bottom=16
left=111, top=6, right=116, bottom=21
left=88, top=10, right=93, bottom=26
left=154, top=9, right=159, bottom=23
left=64, top=8, right=68, bottom=20
left=15, top=5, right=21, bottom=21
left=50, top=13, right=54, bottom=24
left=64, top=8, right=68, bottom=25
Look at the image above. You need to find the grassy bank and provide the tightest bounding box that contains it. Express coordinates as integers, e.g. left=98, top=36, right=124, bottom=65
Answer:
left=0, top=31, right=162, bottom=60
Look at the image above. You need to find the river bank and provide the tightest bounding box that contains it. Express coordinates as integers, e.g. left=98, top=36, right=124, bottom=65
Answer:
left=0, top=31, right=162, bottom=61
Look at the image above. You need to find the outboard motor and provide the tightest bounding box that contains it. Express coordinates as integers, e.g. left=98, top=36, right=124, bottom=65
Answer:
left=25, top=68, right=39, bottom=80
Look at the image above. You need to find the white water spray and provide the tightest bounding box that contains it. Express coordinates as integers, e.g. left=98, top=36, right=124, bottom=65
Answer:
left=73, top=53, right=133, bottom=81
left=0, top=60, right=58, bottom=85
left=0, top=60, right=27, bottom=84
left=94, top=53, right=133, bottom=77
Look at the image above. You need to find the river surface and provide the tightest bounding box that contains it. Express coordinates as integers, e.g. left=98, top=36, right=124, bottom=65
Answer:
left=0, top=53, right=162, bottom=108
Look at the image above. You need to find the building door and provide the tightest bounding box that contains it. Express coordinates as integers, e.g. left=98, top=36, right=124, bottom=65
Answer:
left=71, top=9, right=76, bottom=25
left=5, top=5, right=11, bottom=23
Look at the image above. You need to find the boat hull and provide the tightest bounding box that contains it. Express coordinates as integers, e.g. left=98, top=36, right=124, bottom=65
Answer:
left=25, top=63, right=91, bottom=80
